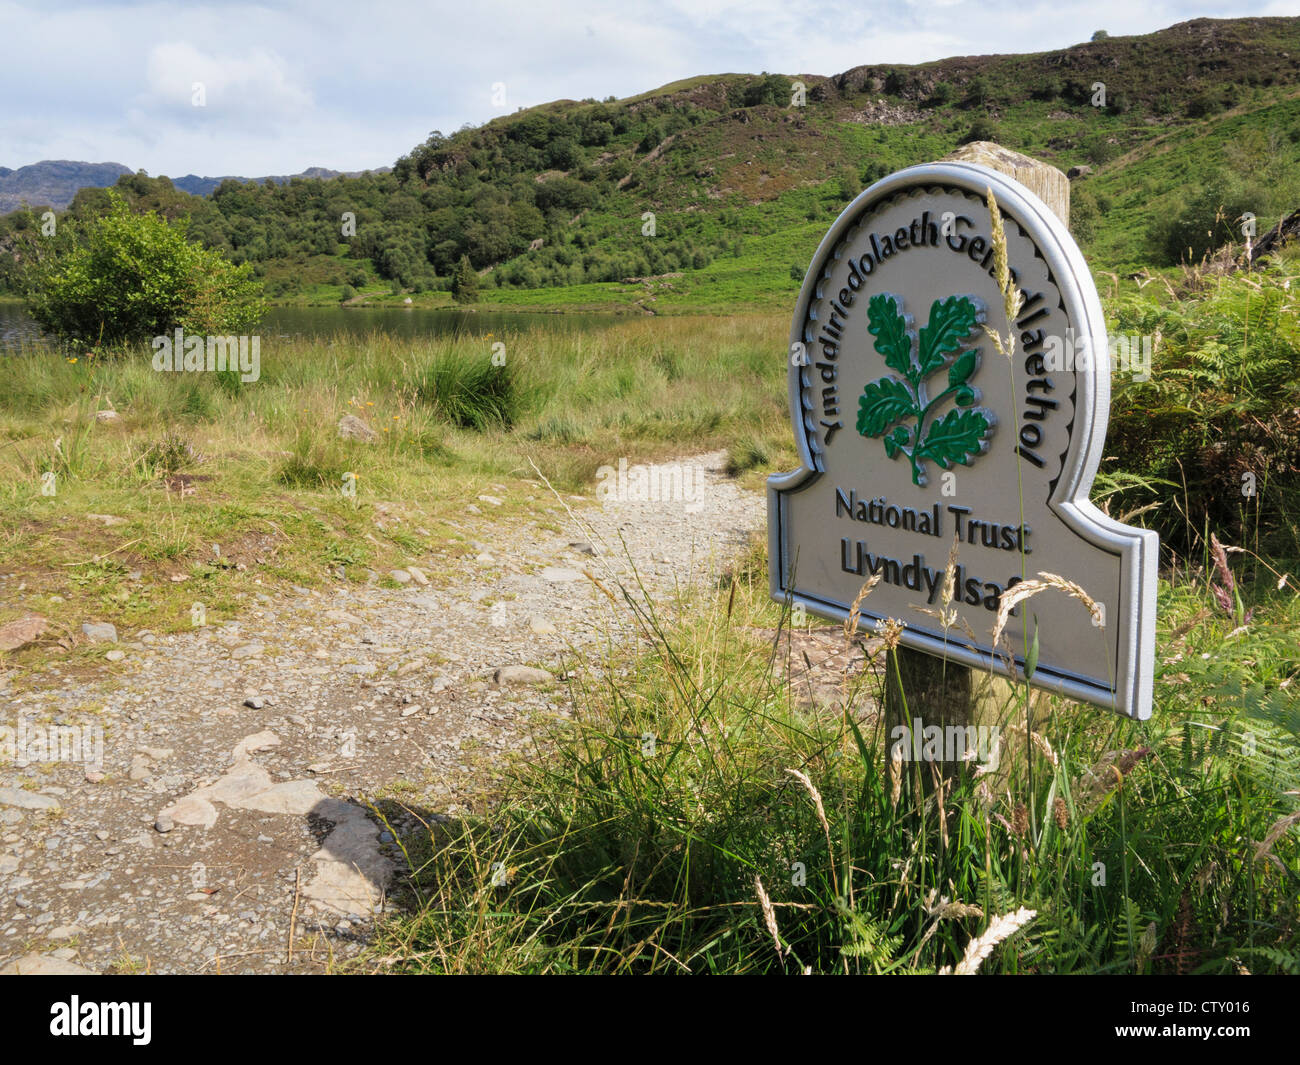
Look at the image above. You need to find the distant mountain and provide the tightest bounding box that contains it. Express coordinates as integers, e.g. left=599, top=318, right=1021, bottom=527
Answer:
left=0, top=160, right=132, bottom=213
left=169, top=166, right=391, bottom=197
left=0, top=160, right=393, bottom=214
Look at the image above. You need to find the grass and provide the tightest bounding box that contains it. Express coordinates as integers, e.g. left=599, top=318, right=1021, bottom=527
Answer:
left=0, top=316, right=796, bottom=681
left=348, top=196, right=1300, bottom=976
left=3, top=276, right=1298, bottom=975
left=363, top=522, right=1300, bottom=974
left=411, top=348, right=518, bottom=430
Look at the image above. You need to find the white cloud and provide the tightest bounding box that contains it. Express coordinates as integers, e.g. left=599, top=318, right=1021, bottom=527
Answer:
left=0, top=0, right=1292, bottom=178
left=142, top=41, right=312, bottom=121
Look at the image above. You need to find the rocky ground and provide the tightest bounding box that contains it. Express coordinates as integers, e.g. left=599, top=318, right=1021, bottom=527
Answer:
left=0, top=452, right=771, bottom=974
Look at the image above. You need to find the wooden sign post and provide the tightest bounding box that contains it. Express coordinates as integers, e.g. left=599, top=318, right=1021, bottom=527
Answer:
left=769, top=146, right=1158, bottom=750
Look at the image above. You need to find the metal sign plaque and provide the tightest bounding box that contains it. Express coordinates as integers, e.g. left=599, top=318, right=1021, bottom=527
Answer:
left=768, top=161, right=1158, bottom=719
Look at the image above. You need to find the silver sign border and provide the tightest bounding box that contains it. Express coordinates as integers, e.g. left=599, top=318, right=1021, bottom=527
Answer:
left=768, top=161, right=1159, bottom=719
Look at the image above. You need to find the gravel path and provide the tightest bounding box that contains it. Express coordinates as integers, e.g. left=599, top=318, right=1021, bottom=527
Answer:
left=0, top=452, right=764, bottom=974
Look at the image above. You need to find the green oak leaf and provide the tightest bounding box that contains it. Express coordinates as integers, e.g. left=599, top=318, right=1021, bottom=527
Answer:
left=867, top=293, right=913, bottom=378
left=916, top=407, right=992, bottom=469
left=883, top=425, right=910, bottom=459
left=856, top=293, right=991, bottom=484
left=918, top=295, right=981, bottom=377
left=857, top=376, right=915, bottom=437
left=947, top=348, right=979, bottom=388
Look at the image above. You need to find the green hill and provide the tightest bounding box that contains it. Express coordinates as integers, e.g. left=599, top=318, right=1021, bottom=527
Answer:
left=4, top=15, right=1300, bottom=309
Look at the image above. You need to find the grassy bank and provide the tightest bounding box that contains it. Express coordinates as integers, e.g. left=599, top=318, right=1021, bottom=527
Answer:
left=352, top=264, right=1300, bottom=975
left=3, top=270, right=1298, bottom=974
left=366, top=534, right=1300, bottom=974
left=0, top=315, right=793, bottom=679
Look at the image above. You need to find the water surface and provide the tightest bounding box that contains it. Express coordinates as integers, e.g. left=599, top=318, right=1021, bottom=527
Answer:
left=0, top=301, right=623, bottom=350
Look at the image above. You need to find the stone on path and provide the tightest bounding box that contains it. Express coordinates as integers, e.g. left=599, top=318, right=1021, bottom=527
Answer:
left=155, top=731, right=393, bottom=917
left=540, top=566, right=583, bottom=582
left=232, top=731, right=280, bottom=759
left=160, top=795, right=218, bottom=829
left=301, top=797, right=395, bottom=916
left=80, top=622, right=118, bottom=643
left=0, top=614, right=47, bottom=652
left=493, top=665, right=553, bottom=686
left=0, top=788, right=61, bottom=812
left=1, top=953, right=97, bottom=975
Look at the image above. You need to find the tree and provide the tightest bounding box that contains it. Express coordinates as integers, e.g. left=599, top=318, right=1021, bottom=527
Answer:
left=545, top=137, right=582, bottom=171
left=925, top=81, right=954, bottom=108
left=23, top=191, right=262, bottom=347
left=965, top=75, right=991, bottom=108
left=451, top=255, right=479, bottom=304
left=1091, top=30, right=1109, bottom=41
left=739, top=72, right=793, bottom=108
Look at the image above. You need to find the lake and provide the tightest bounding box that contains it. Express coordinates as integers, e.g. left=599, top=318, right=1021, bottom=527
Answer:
left=0, top=301, right=623, bottom=350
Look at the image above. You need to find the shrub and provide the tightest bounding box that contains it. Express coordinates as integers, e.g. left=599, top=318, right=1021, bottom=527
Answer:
left=1106, top=265, right=1300, bottom=555
left=1071, top=188, right=1101, bottom=243
left=1033, top=76, right=1063, bottom=102
left=725, top=436, right=772, bottom=475
left=1149, top=173, right=1255, bottom=265
left=22, top=191, right=262, bottom=347
left=861, top=160, right=890, bottom=187
left=960, top=117, right=998, bottom=144
left=925, top=81, right=954, bottom=108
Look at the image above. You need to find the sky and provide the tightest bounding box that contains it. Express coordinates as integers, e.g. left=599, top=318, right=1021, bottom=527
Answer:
left=1, top=0, right=1295, bottom=179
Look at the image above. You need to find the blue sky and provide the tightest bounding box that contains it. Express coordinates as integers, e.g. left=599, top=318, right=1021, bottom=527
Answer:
left=0, top=0, right=1293, bottom=177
